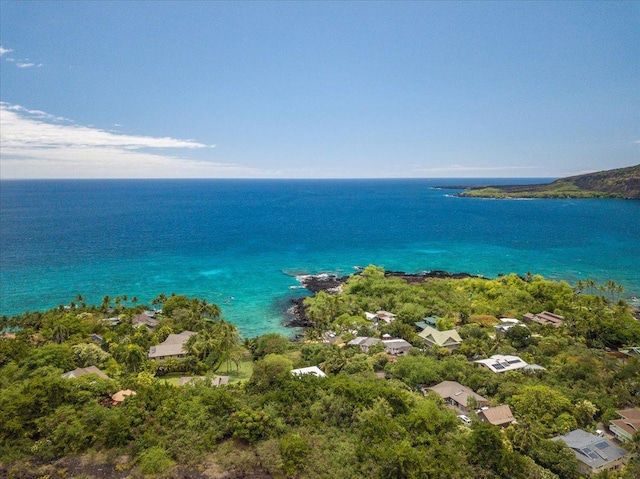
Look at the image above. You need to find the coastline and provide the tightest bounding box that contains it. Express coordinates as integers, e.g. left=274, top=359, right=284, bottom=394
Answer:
left=282, top=269, right=640, bottom=334
left=283, top=269, right=487, bottom=330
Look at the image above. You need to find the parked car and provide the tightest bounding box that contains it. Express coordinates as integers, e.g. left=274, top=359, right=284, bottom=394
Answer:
left=457, top=414, right=472, bottom=425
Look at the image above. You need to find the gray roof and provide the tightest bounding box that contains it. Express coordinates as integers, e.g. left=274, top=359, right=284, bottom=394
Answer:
left=552, top=429, right=628, bottom=468
left=62, top=366, right=110, bottom=379
left=348, top=337, right=381, bottom=347
left=382, top=338, right=413, bottom=354
left=148, top=330, right=196, bottom=359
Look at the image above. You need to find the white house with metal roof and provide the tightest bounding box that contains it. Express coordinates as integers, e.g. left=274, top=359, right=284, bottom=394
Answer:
left=473, top=354, right=545, bottom=373
left=291, top=366, right=327, bottom=378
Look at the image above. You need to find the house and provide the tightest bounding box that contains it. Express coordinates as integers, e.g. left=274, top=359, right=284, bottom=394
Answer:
left=499, top=317, right=521, bottom=324
left=552, top=429, right=629, bottom=477
left=609, top=408, right=640, bottom=443
left=112, top=389, right=136, bottom=404
left=102, top=317, right=121, bottom=326
left=62, top=366, right=110, bottom=379
left=178, top=375, right=229, bottom=387
left=474, top=354, right=545, bottom=374
left=415, top=316, right=438, bottom=330
left=494, top=323, right=528, bottom=336
left=426, top=380, right=488, bottom=413
left=382, top=338, right=413, bottom=355
left=477, top=405, right=515, bottom=427
left=132, top=312, right=158, bottom=329
left=619, top=346, right=640, bottom=359
left=148, top=330, right=196, bottom=360
left=348, top=337, right=382, bottom=353
left=364, top=310, right=397, bottom=324
left=291, top=366, right=327, bottom=378
left=418, top=326, right=462, bottom=352
left=523, top=311, right=564, bottom=327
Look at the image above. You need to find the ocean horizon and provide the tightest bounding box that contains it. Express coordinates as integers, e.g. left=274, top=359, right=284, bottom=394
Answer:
left=2, top=178, right=639, bottom=337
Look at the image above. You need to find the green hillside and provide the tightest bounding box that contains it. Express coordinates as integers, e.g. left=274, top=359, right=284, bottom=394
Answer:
left=459, top=164, right=640, bottom=199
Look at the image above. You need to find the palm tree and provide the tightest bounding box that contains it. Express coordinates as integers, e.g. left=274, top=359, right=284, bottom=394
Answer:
left=185, top=326, right=223, bottom=370
left=51, top=320, right=70, bottom=344
left=507, top=418, right=545, bottom=452
left=624, top=431, right=640, bottom=456
left=203, top=302, right=221, bottom=320
left=217, top=320, right=240, bottom=373
left=75, top=293, right=86, bottom=308
left=152, top=293, right=167, bottom=308
left=101, top=295, right=111, bottom=311
left=122, top=344, right=147, bottom=373
left=605, top=280, right=618, bottom=302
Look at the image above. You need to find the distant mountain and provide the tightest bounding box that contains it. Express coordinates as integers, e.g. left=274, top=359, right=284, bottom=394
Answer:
left=458, top=164, right=640, bottom=199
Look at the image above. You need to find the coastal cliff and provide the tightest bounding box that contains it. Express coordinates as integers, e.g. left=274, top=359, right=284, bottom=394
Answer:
left=458, top=164, right=640, bottom=199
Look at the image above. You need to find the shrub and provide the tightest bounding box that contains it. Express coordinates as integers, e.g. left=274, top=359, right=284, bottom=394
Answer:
left=138, top=446, right=175, bottom=474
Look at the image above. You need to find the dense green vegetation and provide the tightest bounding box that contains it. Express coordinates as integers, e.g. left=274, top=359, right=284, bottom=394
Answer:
left=1, top=270, right=639, bottom=478
left=458, top=164, right=640, bottom=199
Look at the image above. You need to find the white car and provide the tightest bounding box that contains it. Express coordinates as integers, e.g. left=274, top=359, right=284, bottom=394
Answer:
left=457, top=414, right=472, bottom=425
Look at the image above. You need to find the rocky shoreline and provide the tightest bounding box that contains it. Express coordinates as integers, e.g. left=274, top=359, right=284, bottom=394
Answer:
left=284, top=269, right=483, bottom=330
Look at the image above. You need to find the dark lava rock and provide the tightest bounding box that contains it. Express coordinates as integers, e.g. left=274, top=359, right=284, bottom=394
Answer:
left=298, top=273, right=347, bottom=292
left=384, top=270, right=480, bottom=283
left=285, top=297, right=313, bottom=329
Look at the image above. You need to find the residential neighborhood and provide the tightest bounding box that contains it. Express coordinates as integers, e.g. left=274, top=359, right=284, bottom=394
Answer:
left=1, top=268, right=639, bottom=478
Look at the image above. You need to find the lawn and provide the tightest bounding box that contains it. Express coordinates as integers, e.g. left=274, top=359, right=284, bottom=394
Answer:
left=161, top=358, right=254, bottom=386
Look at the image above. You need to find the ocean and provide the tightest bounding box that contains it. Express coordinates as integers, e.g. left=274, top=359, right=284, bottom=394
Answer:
left=1, top=179, right=639, bottom=337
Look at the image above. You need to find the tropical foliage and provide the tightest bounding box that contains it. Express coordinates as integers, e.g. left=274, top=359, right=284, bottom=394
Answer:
left=1, top=269, right=639, bottom=478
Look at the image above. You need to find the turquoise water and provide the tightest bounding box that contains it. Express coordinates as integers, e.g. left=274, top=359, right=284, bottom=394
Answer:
left=1, top=179, right=639, bottom=336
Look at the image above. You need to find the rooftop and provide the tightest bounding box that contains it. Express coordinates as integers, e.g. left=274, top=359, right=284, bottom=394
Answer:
left=474, top=354, right=529, bottom=373
left=418, top=326, right=462, bottom=346
left=62, top=366, right=110, bottom=379
left=552, top=429, right=628, bottom=468
left=478, top=405, right=515, bottom=426
left=426, top=380, right=488, bottom=407
left=291, top=366, right=327, bottom=378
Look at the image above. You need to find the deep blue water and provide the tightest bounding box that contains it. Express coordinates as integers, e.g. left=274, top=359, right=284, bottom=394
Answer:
left=1, top=179, right=639, bottom=336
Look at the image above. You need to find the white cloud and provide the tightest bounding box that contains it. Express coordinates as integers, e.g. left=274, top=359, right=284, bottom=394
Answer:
left=16, top=61, right=42, bottom=68
left=1, top=47, right=42, bottom=68
left=0, top=102, right=266, bottom=179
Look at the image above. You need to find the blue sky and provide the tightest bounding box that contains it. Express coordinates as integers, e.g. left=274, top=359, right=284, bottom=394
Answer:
left=1, top=1, right=638, bottom=178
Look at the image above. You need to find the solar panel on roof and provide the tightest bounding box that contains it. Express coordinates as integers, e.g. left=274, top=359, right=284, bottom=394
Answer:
left=587, top=451, right=600, bottom=460
left=507, top=359, right=522, bottom=364
left=493, top=363, right=505, bottom=370
left=595, top=441, right=610, bottom=450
